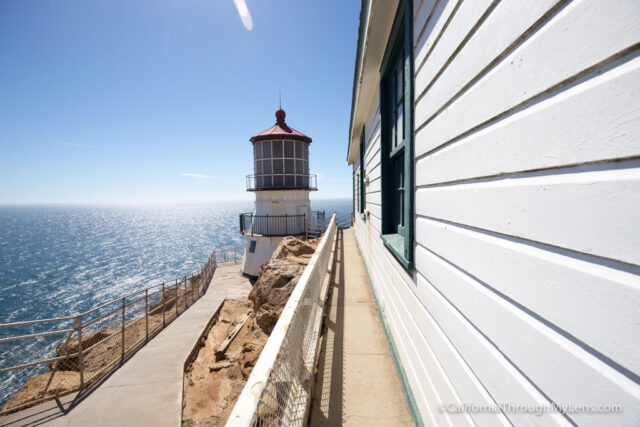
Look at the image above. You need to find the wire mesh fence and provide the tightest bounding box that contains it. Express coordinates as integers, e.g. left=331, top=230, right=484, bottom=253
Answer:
left=215, top=245, right=245, bottom=264
left=227, top=214, right=337, bottom=426
left=0, top=248, right=217, bottom=415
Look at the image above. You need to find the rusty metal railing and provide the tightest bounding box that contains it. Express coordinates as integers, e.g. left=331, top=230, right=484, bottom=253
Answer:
left=0, top=248, right=218, bottom=415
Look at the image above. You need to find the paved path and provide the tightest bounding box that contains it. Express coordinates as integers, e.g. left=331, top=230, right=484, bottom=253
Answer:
left=310, top=228, right=413, bottom=426
left=1, top=262, right=251, bottom=427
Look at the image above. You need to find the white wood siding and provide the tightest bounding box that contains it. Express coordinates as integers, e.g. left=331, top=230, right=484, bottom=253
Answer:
left=352, top=1, right=640, bottom=425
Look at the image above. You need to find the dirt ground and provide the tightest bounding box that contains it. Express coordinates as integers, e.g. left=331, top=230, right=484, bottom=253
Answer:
left=182, top=298, right=268, bottom=426
left=182, top=236, right=320, bottom=426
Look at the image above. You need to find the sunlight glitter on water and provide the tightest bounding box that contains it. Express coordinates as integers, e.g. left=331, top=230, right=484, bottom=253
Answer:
left=0, top=199, right=351, bottom=405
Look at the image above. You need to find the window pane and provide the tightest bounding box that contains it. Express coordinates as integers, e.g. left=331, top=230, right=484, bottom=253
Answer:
left=274, top=175, right=283, bottom=187
left=263, top=160, right=272, bottom=174
left=285, top=159, right=294, bottom=174
left=304, top=145, right=308, bottom=160
left=273, top=140, right=283, bottom=157
left=285, top=175, right=295, bottom=187
left=392, top=110, right=397, bottom=149
left=295, top=160, right=302, bottom=174
left=263, top=141, right=271, bottom=158
left=391, top=69, right=397, bottom=107
left=295, top=142, right=302, bottom=158
left=256, top=160, right=263, bottom=175
left=394, top=153, right=404, bottom=230
left=254, top=142, right=262, bottom=160
left=396, top=57, right=403, bottom=105
left=396, top=102, right=404, bottom=145
left=273, top=159, right=283, bottom=174
left=284, top=140, right=294, bottom=157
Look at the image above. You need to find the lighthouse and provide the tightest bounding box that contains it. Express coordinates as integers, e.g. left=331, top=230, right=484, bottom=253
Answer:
left=240, top=108, right=317, bottom=278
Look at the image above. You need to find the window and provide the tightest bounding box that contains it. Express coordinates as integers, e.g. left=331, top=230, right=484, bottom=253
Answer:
left=249, top=240, right=257, bottom=253
left=253, top=139, right=309, bottom=189
left=354, top=170, right=360, bottom=213
left=359, top=127, right=366, bottom=215
left=380, top=0, right=413, bottom=269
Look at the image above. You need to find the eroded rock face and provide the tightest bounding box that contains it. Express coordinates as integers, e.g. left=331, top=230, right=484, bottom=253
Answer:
left=183, top=298, right=268, bottom=426
left=181, top=236, right=321, bottom=426
left=248, top=237, right=319, bottom=333
left=2, top=371, right=81, bottom=411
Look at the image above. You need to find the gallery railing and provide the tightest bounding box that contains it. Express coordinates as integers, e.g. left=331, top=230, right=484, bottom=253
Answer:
left=239, top=213, right=306, bottom=237
left=246, top=174, right=318, bottom=191
left=0, top=248, right=218, bottom=415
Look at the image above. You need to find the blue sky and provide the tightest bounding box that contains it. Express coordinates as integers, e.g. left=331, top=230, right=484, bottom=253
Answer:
left=0, top=0, right=360, bottom=204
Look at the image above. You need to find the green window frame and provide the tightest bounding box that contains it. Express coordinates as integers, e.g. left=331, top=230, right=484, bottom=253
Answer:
left=359, top=127, right=366, bottom=216
left=354, top=169, right=360, bottom=213
left=380, top=0, right=414, bottom=270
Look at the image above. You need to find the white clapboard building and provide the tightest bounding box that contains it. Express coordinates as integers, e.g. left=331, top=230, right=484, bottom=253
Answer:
left=347, top=0, right=640, bottom=425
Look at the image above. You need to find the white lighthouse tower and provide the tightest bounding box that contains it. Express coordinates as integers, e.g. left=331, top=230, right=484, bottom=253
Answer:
left=240, top=108, right=317, bottom=278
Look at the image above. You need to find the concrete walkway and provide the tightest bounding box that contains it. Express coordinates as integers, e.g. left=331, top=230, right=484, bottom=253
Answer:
left=1, top=262, right=251, bottom=427
left=310, top=228, right=413, bottom=426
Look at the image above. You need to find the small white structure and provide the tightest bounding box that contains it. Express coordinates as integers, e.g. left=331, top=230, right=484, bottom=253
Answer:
left=241, top=109, right=317, bottom=278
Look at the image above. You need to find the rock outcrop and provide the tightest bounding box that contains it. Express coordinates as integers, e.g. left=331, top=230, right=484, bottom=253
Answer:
left=183, top=235, right=320, bottom=426
left=248, top=236, right=319, bottom=333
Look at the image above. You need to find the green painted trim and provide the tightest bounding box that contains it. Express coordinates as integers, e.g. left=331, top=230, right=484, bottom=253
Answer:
left=381, top=233, right=414, bottom=270
left=379, top=0, right=415, bottom=270
left=353, top=231, right=423, bottom=427
left=360, top=126, right=366, bottom=213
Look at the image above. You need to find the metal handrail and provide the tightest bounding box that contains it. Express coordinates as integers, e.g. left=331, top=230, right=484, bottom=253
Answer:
left=215, top=245, right=245, bottom=263
left=246, top=174, right=318, bottom=191
left=239, top=213, right=306, bottom=237
left=0, top=247, right=220, bottom=415
left=227, top=214, right=338, bottom=426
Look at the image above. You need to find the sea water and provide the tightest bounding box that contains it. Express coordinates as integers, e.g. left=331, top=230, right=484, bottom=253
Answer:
left=0, top=199, right=351, bottom=406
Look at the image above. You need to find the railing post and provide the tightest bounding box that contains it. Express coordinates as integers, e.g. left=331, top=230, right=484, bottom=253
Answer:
left=162, top=283, right=166, bottom=327
left=175, top=278, right=179, bottom=316
left=145, top=288, right=149, bottom=341
left=77, top=314, right=85, bottom=390
left=183, top=275, right=187, bottom=309
left=121, top=297, right=126, bottom=361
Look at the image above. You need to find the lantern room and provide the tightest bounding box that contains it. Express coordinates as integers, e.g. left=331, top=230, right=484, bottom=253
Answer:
left=247, top=109, right=317, bottom=191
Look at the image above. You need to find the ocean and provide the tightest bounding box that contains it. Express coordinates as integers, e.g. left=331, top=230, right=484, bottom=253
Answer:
left=0, top=198, right=351, bottom=406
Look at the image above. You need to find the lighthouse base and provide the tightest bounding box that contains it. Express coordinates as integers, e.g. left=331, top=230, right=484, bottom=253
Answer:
left=241, top=235, right=288, bottom=278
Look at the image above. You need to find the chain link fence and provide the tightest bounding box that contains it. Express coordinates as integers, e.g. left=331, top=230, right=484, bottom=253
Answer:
left=226, top=214, right=337, bottom=426
left=0, top=248, right=217, bottom=415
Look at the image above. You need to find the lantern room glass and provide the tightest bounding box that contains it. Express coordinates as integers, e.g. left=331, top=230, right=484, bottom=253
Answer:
left=253, top=139, right=310, bottom=189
